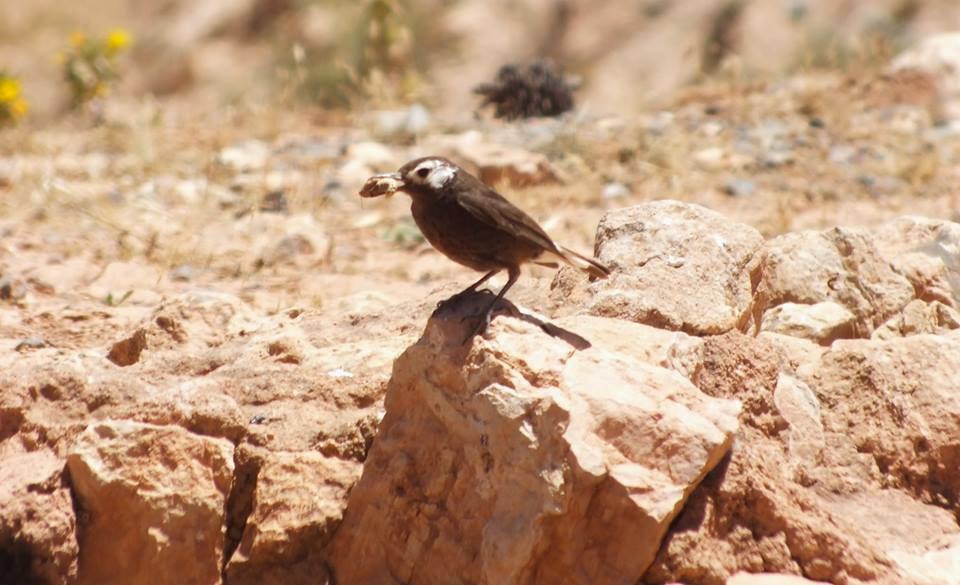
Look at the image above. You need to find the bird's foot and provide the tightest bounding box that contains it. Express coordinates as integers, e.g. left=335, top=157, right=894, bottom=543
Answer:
left=462, top=311, right=492, bottom=344
left=435, top=291, right=468, bottom=311
left=436, top=288, right=494, bottom=312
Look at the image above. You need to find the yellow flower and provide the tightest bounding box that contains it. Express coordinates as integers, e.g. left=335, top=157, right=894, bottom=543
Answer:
left=70, top=31, right=87, bottom=48
left=10, top=97, right=28, bottom=118
left=105, top=29, right=132, bottom=55
left=0, top=77, right=20, bottom=103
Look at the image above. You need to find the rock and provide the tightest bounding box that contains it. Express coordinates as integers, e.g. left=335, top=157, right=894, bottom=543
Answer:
left=218, top=139, right=271, bottom=171
left=645, top=330, right=960, bottom=585
left=169, top=264, right=195, bottom=282
left=573, top=201, right=763, bottom=335
left=442, top=131, right=561, bottom=187
left=0, top=275, right=28, bottom=301
left=872, top=216, right=960, bottom=308
left=66, top=421, right=234, bottom=585
left=891, top=32, right=960, bottom=119
left=694, top=147, right=724, bottom=170
left=107, top=328, right=148, bottom=366
left=258, top=234, right=316, bottom=267
left=0, top=447, right=78, bottom=585
left=259, top=190, right=289, bottom=214
left=141, top=290, right=260, bottom=354
left=760, top=301, right=857, bottom=345
left=552, top=314, right=704, bottom=381
left=726, top=573, right=830, bottom=585
left=771, top=373, right=824, bottom=466
left=693, top=147, right=751, bottom=171
left=329, top=296, right=740, bottom=585
left=183, top=211, right=330, bottom=278
left=601, top=181, right=631, bottom=199
left=813, top=334, right=960, bottom=506
left=224, top=448, right=362, bottom=584
left=344, top=141, right=394, bottom=168
left=14, top=336, right=48, bottom=351
left=337, top=141, right=397, bottom=189
left=371, top=103, right=431, bottom=139
left=872, top=299, right=960, bottom=339
left=723, top=178, right=757, bottom=198
left=754, top=227, right=915, bottom=337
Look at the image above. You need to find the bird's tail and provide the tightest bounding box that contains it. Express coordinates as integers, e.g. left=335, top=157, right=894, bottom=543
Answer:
left=557, top=245, right=611, bottom=279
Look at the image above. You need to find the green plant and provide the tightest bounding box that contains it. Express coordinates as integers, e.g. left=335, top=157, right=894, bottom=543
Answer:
left=61, top=29, right=132, bottom=109
left=0, top=72, right=28, bottom=127
left=283, top=0, right=456, bottom=108
left=104, top=289, right=134, bottom=307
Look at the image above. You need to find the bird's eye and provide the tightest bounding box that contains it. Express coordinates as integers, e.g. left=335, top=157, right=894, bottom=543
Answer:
left=416, top=168, right=430, bottom=178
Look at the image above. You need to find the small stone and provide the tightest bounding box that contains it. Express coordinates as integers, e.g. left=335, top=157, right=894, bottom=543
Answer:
left=259, top=191, right=289, bottom=214
left=15, top=337, right=48, bottom=351
left=0, top=276, right=27, bottom=301
left=373, top=104, right=431, bottom=138
left=107, top=329, right=148, bottom=367
left=344, top=141, right=394, bottom=168
left=404, top=103, right=431, bottom=135
left=218, top=140, right=270, bottom=172
left=723, top=178, right=756, bottom=198
left=694, top=147, right=726, bottom=170
left=602, top=182, right=631, bottom=199
left=170, top=265, right=195, bottom=282
left=445, top=132, right=561, bottom=187
left=829, top=145, right=857, bottom=165
left=761, top=149, right=794, bottom=168
left=260, top=235, right=316, bottom=266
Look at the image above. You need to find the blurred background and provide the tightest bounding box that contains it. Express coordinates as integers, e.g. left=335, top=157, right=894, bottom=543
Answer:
left=4, top=0, right=960, bottom=119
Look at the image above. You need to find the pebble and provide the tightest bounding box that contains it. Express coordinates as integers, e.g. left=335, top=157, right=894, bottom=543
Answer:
left=602, top=182, right=631, bottom=199
left=15, top=337, right=48, bottom=351
left=170, top=265, right=195, bottom=282
left=723, top=178, right=756, bottom=198
left=218, top=140, right=270, bottom=171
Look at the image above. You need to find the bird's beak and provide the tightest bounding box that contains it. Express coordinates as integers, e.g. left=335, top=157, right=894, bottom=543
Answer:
left=359, top=172, right=404, bottom=198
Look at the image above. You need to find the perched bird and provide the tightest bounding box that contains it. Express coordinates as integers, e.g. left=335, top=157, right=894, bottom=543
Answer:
left=360, top=156, right=610, bottom=338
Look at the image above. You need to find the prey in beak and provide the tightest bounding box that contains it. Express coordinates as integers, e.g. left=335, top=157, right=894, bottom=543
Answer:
left=359, top=173, right=404, bottom=198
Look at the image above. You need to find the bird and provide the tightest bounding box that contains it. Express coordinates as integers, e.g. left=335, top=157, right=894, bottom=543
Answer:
left=360, top=156, right=610, bottom=338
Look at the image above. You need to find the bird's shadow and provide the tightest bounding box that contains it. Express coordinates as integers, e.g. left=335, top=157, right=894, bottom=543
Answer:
left=430, top=290, right=592, bottom=350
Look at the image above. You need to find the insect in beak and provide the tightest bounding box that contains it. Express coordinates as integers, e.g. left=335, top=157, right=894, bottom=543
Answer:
left=359, top=173, right=404, bottom=198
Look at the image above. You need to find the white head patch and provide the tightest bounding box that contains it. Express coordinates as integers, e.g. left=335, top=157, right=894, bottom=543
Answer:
left=412, top=159, right=457, bottom=189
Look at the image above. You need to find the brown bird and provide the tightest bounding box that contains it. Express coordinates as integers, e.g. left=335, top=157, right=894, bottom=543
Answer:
left=360, top=156, right=610, bottom=337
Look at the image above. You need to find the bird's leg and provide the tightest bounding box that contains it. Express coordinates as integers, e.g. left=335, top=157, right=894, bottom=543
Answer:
left=436, top=269, right=499, bottom=310
left=466, top=267, right=520, bottom=341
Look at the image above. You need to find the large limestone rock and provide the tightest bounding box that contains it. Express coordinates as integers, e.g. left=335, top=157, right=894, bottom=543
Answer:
left=224, top=448, right=362, bottom=585
left=753, top=227, right=916, bottom=338
left=811, top=334, right=960, bottom=506
left=752, top=217, right=960, bottom=344
left=645, top=331, right=960, bottom=585
left=66, top=421, right=235, bottom=585
left=561, top=200, right=764, bottom=335
left=0, top=446, right=78, bottom=585
left=872, top=216, right=960, bottom=310
left=329, top=295, right=741, bottom=585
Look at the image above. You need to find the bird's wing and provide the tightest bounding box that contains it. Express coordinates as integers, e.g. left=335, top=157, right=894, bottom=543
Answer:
left=452, top=182, right=560, bottom=253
